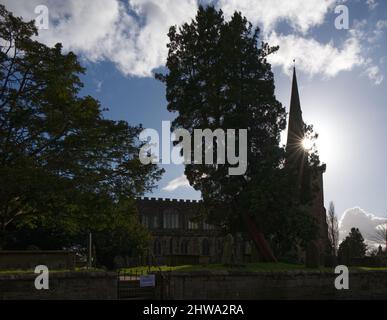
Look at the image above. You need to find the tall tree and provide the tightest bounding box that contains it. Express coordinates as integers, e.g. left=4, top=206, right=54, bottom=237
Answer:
left=368, top=222, right=387, bottom=250
left=327, top=201, right=339, bottom=256
left=338, top=227, right=367, bottom=265
left=157, top=6, right=319, bottom=261
left=0, top=5, right=163, bottom=249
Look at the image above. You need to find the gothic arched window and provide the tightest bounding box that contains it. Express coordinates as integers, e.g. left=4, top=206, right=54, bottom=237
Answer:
left=163, top=209, right=179, bottom=229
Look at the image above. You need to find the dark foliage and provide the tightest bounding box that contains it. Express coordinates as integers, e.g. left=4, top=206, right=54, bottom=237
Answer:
left=0, top=5, right=163, bottom=267
left=338, top=227, right=367, bottom=265
left=156, top=6, right=320, bottom=258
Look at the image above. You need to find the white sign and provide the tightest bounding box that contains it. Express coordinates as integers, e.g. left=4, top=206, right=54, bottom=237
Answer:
left=140, top=274, right=156, bottom=287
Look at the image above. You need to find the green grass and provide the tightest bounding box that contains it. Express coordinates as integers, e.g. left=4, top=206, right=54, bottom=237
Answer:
left=120, top=262, right=331, bottom=274
left=4, top=264, right=386, bottom=275
left=121, top=263, right=387, bottom=274
left=352, top=266, right=387, bottom=271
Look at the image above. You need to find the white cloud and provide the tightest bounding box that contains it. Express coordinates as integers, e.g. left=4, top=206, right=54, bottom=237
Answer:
left=364, top=65, right=384, bottom=85
left=217, top=0, right=335, bottom=33
left=346, top=19, right=385, bottom=84
left=267, top=32, right=363, bottom=78
left=162, top=174, right=190, bottom=191
left=339, top=207, right=387, bottom=246
left=353, top=19, right=387, bottom=45
left=1, top=0, right=384, bottom=84
left=366, top=0, right=378, bottom=10
left=2, top=0, right=198, bottom=77
left=376, top=20, right=387, bottom=30
left=368, top=20, right=387, bottom=44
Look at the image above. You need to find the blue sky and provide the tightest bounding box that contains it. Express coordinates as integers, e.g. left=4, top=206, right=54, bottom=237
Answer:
left=3, top=0, right=387, bottom=241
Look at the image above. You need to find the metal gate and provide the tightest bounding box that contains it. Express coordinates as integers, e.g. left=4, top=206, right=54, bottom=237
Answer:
left=117, top=269, right=157, bottom=300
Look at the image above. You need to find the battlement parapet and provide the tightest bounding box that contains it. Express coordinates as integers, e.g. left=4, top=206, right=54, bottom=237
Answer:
left=138, top=197, right=202, bottom=204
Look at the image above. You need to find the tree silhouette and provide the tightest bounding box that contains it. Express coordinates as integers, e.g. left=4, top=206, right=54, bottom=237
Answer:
left=327, top=201, right=339, bottom=256
left=0, top=5, right=163, bottom=251
left=338, top=227, right=367, bottom=265
left=368, top=222, right=387, bottom=251
left=157, top=6, right=318, bottom=261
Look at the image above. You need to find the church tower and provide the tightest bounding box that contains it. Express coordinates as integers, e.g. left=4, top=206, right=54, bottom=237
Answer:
left=286, top=65, right=329, bottom=266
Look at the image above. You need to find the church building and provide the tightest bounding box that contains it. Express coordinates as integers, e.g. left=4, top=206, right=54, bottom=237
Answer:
left=136, top=66, right=329, bottom=266
left=286, top=65, right=329, bottom=264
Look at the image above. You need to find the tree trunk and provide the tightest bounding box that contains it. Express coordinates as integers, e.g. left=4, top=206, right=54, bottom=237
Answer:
left=241, top=212, right=277, bottom=262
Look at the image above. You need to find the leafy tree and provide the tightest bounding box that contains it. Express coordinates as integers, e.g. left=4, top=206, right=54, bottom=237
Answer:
left=0, top=5, right=163, bottom=252
left=368, top=221, right=387, bottom=251
left=92, top=198, right=151, bottom=269
left=338, top=227, right=367, bottom=265
left=248, top=167, right=318, bottom=260
left=156, top=6, right=319, bottom=260
left=327, top=201, right=339, bottom=256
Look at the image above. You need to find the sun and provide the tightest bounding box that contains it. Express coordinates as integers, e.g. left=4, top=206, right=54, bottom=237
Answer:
left=301, top=137, right=314, bottom=151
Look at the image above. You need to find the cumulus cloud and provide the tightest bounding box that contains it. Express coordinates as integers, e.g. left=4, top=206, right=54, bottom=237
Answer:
left=1, top=0, right=384, bottom=83
left=217, top=0, right=335, bottom=33
left=2, top=0, right=198, bottom=77
left=216, top=1, right=384, bottom=84
left=266, top=32, right=363, bottom=78
left=162, top=174, right=191, bottom=191
left=339, top=207, right=387, bottom=246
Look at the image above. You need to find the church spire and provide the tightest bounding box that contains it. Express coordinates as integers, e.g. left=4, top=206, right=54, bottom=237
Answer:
left=286, top=65, right=305, bottom=158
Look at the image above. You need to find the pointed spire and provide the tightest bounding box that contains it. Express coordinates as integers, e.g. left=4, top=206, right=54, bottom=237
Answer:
left=286, top=65, right=305, bottom=157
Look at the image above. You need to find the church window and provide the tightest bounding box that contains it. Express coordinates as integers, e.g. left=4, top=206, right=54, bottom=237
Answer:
left=163, top=209, right=179, bottom=229
left=203, top=222, right=214, bottom=230
left=188, top=220, right=199, bottom=229
left=152, top=215, right=159, bottom=229
left=141, top=215, right=149, bottom=228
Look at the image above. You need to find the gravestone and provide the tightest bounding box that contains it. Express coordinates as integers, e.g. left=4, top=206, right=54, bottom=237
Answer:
left=221, top=233, right=234, bottom=265
left=234, top=233, right=243, bottom=264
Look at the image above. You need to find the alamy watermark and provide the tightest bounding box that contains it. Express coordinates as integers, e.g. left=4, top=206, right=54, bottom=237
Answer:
left=139, top=121, right=247, bottom=176
left=34, top=5, right=49, bottom=30
left=334, top=4, right=349, bottom=30
left=334, top=265, right=349, bottom=290
left=34, top=265, right=49, bottom=290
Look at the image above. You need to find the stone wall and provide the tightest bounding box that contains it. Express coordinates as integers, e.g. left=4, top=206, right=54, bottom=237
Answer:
left=0, top=271, right=117, bottom=300
left=5, top=269, right=387, bottom=300
left=0, top=251, right=76, bottom=270
left=157, top=270, right=387, bottom=300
